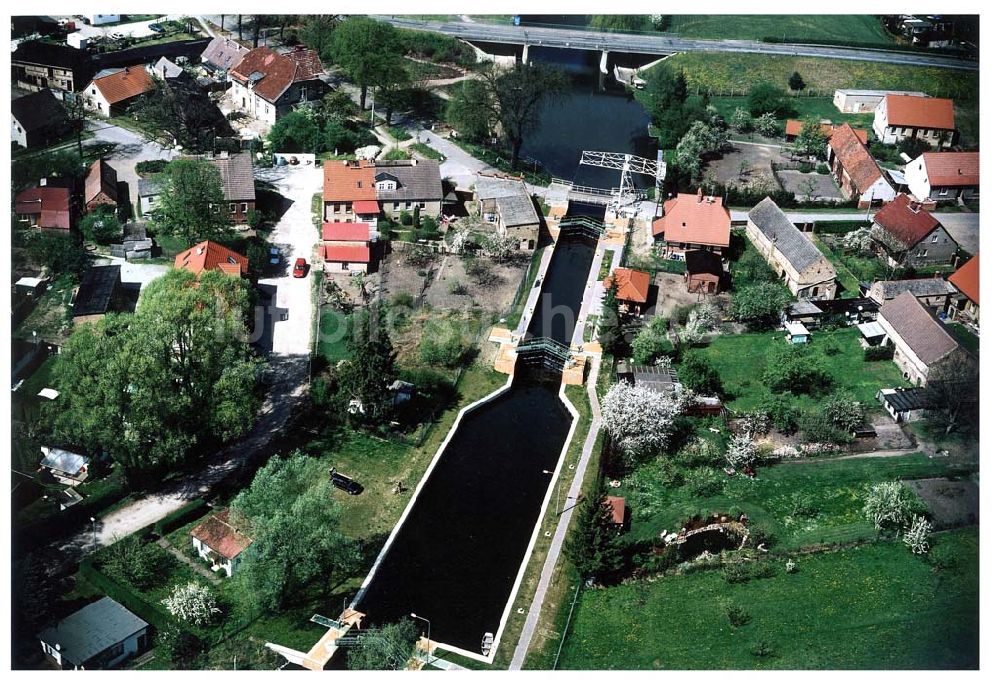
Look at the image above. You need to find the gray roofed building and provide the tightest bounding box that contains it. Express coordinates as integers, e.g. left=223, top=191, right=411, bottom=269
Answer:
left=373, top=159, right=444, bottom=203
left=876, top=290, right=963, bottom=385
left=72, top=265, right=121, bottom=319
left=11, top=89, right=70, bottom=149
left=868, top=278, right=956, bottom=306
left=205, top=152, right=256, bottom=202
left=475, top=174, right=540, bottom=228
left=38, top=597, right=148, bottom=670
left=617, top=362, right=682, bottom=396
left=151, top=56, right=183, bottom=80
left=137, top=176, right=165, bottom=199
left=747, top=198, right=824, bottom=273
left=200, top=36, right=250, bottom=74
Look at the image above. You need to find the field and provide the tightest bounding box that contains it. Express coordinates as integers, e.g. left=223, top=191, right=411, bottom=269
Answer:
left=668, top=53, right=978, bottom=103
left=685, top=328, right=908, bottom=413
left=557, top=526, right=978, bottom=669
left=709, top=96, right=874, bottom=127
left=668, top=15, right=892, bottom=44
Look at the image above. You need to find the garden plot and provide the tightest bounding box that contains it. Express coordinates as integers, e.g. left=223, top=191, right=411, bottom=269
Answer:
left=704, top=141, right=783, bottom=193
left=776, top=169, right=842, bottom=201
left=905, top=478, right=979, bottom=528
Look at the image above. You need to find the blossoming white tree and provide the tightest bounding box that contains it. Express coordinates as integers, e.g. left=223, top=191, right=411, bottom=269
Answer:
left=481, top=232, right=518, bottom=263
left=162, top=582, right=221, bottom=626
left=678, top=304, right=720, bottom=345
left=903, top=515, right=932, bottom=554
left=725, top=433, right=759, bottom=471
left=862, top=481, right=917, bottom=536
left=600, top=381, right=680, bottom=461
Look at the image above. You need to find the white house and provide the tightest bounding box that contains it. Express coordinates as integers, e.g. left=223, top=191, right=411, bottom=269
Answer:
left=876, top=290, right=961, bottom=386
left=873, top=94, right=956, bottom=148
left=86, top=15, right=120, bottom=26
left=190, top=508, right=253, bottom=577
left=227, top=46, right=326, bottom=124
left=82, top=66, right=155, bottom=117
left=904, top=152, right=979, bottom=203
left=38, top=597, right=148, bottom=670
left=832, top=89, right=926, bottom=114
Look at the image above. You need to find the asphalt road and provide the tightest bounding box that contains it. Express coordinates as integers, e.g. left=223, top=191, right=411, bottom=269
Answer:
left=371, top=16, right=978, bottom=71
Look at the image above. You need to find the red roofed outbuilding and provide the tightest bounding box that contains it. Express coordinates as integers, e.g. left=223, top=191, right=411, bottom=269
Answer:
left=324, top=244, right=371, bottom=274
left=871, top=195, right=957, bottom=267
left=603, top=267, right=651, bottom=314
left=84, top=159, right=118, bottom=212
left=652, top=190, right=731, bottom=257
left=174, top=240, right=249, bottom=277
left=947, top=254, right=979, bottom=325
left=83, top=66, right=155, bottom=117
left=15, top=184, right=73, bottom=231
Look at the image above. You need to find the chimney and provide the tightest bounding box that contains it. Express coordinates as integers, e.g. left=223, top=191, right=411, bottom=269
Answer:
left=411, top=159, right=418, bottom=166
left=696, top=187, right=703, bottom=203
left=909, top=198, right=920, bottom=212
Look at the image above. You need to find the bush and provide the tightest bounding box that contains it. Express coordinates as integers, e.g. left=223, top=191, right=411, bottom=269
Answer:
left=419, top=320, right=468, bottom=367
left=751, top=639, right=775, bottom=658
left=399, top=210, right=414, bottom=226
left=724, top=560, right=777, bottom=584
left=822, top=389, right=865, bottom=433
left=722, top=599, right=752, bottom=627
left=762, top=345, right=832, bottom=395
left=762, top=393, right=799, bottom=434
left=798, top=409, right=852, bottom=444
left=864, top=343, right=894, bottom=361
left=389, top=292, right=414, bottom=308
left=747, top=83, right=791, bottom=117
left=79, top=556, right=175, bottom=629
left=682, top=466, right=727, bottom=498
left=135, top=159, right=169, bottom=175
left=160, top=623, right=205, bottom=667
left=631, top=316, right=673, bottom=364
left=80, top=206, right=122, bottom=245
left=678, top=355, right=723, bottom=396
left=100, top=534, right=171, bottom=591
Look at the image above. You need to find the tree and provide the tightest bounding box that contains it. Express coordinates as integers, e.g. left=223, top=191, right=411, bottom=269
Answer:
left=340, top=303, right=397, bottom=425
left=162, top=582, right=222, bottom=626
left=600, top=381, right=680, bottom=462
left=636, top=64, right=708, bottom=149
left=564, top=490, right=625, bottom=580
left=788, top=71, right=806, bottom=91
left=731, top=107, right=753, bottom=134
left=419, top=319, right=468, bottom=367
left=631, top=316, right=673, bottom=364
left=47, top=270, right=262, bottom=483
left=791, top=118, right=828, bottom=158
left=725, top=433, right=760, bottom=471
left=24, top=231, right=89, bottom=277
left=13, top=553, right=62, bottom=634
left=232, top=452, right=360, bottom=613
left=762, top=393, right=799, bottom=433
left=373, top=60, right=413, bottom=127
left=346, top=619, right=419, bottom=670
left=79, top=206, right=122, bottom=244
left=863, top=481, right=919, bottom=536
left=899, top=136, right=931, bottom=159
left=678, top=355, right=723, bottom=396
left=762, top=344, right=832, bottom=395
left=924, top=351, right=978, bottom=436
left=752, top=112, right=781, bottom=138
left=446, top=79, right=493, bottom=141
left=746, top=83, right=790, bottom=117
left=677, top=303, right=720, bottom=345
left=822, top=389, right=865, bottom=433
left=330, top=18, right=403, bottom=110
left=843, top=226, right=874, bottom=252
left=299, top=15, right=338, bottom=58
left=155, top=159, right=231, bottom=244
left=598, top=281, right=623, bottom=351
left=128, top=77, right=234, bottom=152
left=159, top=623, right=205, bottom=668
left=100, top=534, right=164, bottom=590
left=268, top=110, right=322, bottom=153
left=481, top=232, right=518, bottom=263
left=481, top=63, right=570, bottom=166
left=730, top=282, right=792, bottom=328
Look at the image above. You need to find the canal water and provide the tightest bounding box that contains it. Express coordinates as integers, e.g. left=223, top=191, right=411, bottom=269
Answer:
left=524, top=233, right=598, bottom=346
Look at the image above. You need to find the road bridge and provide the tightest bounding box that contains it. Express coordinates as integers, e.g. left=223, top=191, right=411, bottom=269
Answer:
left=371, top=15, right=977, bottom=71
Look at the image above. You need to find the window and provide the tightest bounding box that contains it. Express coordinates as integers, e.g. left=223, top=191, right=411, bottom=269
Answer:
left=937, top=188, right=949, bottom=197
left=229, top=203, right=237, bottom=214
left=227, top=256, right=238, bottom=265
left=341, top=262, right=349, bottom=269
left=239, top=203, right=248, bottom=213
left=393, top=202, right=400, bottom=210
left=931, top=234, right=938, bottom=243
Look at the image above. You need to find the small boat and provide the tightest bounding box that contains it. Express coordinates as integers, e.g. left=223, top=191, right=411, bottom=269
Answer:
left=481, top=632, right=494, bottom=656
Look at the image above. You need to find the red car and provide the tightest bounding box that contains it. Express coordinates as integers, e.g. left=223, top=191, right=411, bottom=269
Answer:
left=292, top=258, right=308, bottom=278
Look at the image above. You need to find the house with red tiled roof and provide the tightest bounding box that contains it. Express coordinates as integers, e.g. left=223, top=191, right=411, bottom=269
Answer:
left=947, top=254, right=979, bottom=326
left=873, top=95, right=956, bottom=148
left=870, top=195, right=957, bottom=267
left=83, top=66, right=155, bottom=117
left=190, top=509, right=253, bottom=577
left=15, top=182, right=73, bottom=231
left=904, top=152, right=979, bottom=204
left=228, top=46, right=326, bottom=124
left=324, top=244, right=371, bottom=274
left=323, top=158, right=444, bottom=226
left=603, top=267, right=651, bottom=315
left=323, top=159, right=377, bottom=223
left=785, top=120, right=868, bottom=145
left=651, top=189, right=731, bottom=258
left=322, top=222, right=373, bottom=245
left=826, top=124, right=897, bottom=209
left=84, top=159, right=119, bottom=212
left=174, top=240, right=249, bottom=277
left=876, top=290, right=964, bottom=386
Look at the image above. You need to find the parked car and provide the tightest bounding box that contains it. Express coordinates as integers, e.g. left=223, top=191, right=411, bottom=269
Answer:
left=148, top=22, right=165, bottom=33
left=329, top=468, right=363, bottom=495
left=292, top=257, right=308, bottom=278
left=268, top=246, right=281, bottom=266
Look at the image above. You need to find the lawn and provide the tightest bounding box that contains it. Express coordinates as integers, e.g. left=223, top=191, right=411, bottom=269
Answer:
left=685, top=328, right=909, bottom=413
left=812, top=236, right=861, bottom=298
left=817, top=236, right=955, bottom=285
left=668, top=15, right=892, bottom=44
left=709, top=96, right=874, bottom=128
left=557, top=526, right=978, bottom=669
left=317, top=308, right=355, bottom=363
left=669, top=53, right=978, bottom=103
left=14, top=273, right=76, bottom=345
left=947, top=322, right=979, bottom=354
left=622, top=452, right=972, bottom=553
left=411, top=142, right=446, bottom=161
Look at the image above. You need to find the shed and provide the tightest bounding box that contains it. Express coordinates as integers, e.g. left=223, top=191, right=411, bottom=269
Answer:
left=784, top=299, right=823, bottom=327
left=783, top=321, right=811, bottom=344
left=604, top=495, right=627, bottom=528
left=39, top=446, right=89, bottom=483
left=38, top=597, right=149, bottom=670
left=857, top=321, right=887, bottom=347
left=683, top=249, right=724, bottom=294
left=15, top=277, right=47, bottom=297
left=878, top=387, right=936, bottom=422
left=617, top=362, right=680, bottom=396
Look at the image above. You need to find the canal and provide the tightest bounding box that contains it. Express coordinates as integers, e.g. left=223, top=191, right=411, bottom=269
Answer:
left=352, top=51, right=646, bottom=659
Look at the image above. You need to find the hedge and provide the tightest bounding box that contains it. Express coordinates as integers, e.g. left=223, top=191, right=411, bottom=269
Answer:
left=814, top=221, right=867, bottom=235
left=79, top=554, right=176, bottom=631
left=15, top=478, right=131, bottom=554
left=154, top=499, right=208, bottom=537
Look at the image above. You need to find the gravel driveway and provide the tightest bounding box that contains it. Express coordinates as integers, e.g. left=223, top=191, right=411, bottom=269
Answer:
left=84, top=121, right=177, bottom=216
